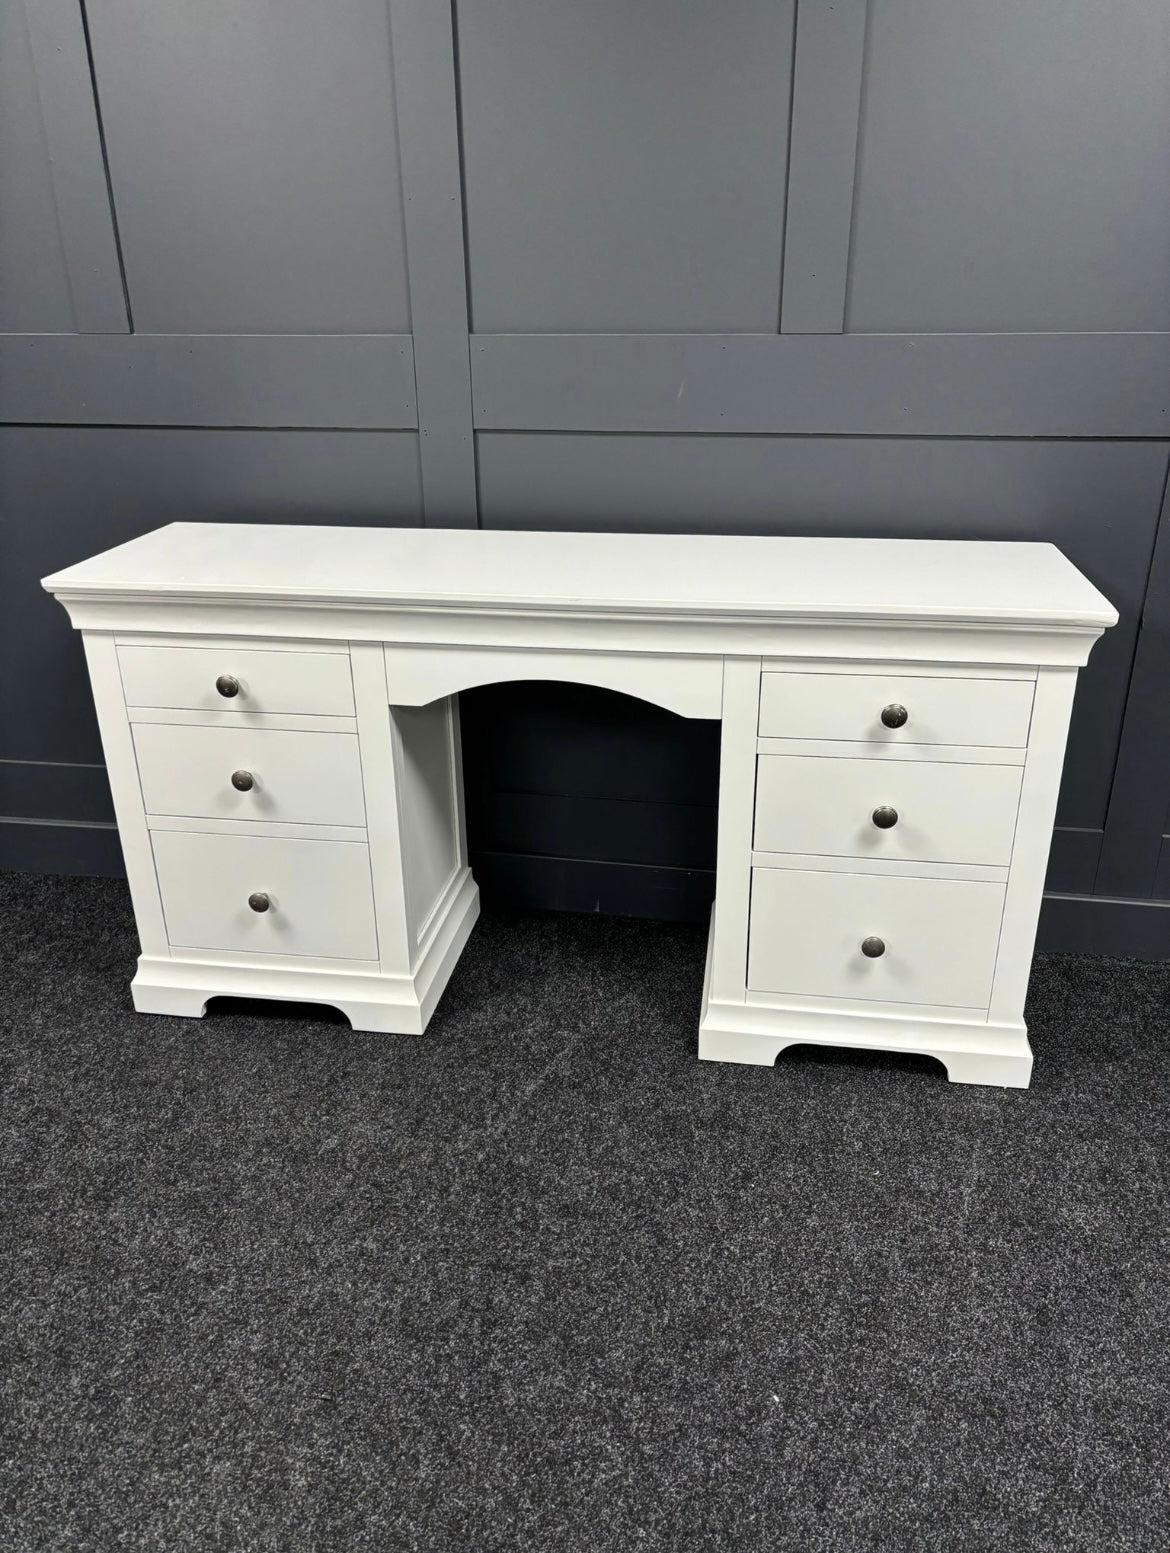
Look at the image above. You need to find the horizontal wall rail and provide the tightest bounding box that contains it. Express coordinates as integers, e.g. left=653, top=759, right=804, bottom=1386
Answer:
left=0, top=334, right=417, bottom=428
left=471, top=332, right=1170, bottom=438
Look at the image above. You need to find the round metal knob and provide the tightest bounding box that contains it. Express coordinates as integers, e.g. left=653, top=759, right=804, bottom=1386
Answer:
left=871, top=805, right=899, bottom=829
left=231, top=769, right=255, bottom=792
left=880, top=703, right=908, bottom=729
left=248, top=891, right=270, bottom=913
left=216, top=674, right=240, bottom=699
left=861, top=936, right=886, bottom=958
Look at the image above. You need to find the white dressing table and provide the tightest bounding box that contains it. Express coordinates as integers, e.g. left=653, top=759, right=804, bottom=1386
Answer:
left=44, top=525, right=1115, bottom=1088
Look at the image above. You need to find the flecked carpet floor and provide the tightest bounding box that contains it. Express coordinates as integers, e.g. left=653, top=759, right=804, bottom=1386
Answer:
left=1, top=871, right=1168, bottom=1552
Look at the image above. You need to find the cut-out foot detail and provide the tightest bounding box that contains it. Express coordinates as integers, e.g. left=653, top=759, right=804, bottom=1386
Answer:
left=775, top=1043, right=947, bottom=1079
left=940, top=1048, right=1033, bottom=1088
left=699, top=995, right=1034, bottom=1089
left=203, top=996, right=350, bottom=1026
left=201, top=995, right=425, bottom=1035
left=131, top=981, right=208, bottom=1020
left=698, top=1029, right=790, bottom=1066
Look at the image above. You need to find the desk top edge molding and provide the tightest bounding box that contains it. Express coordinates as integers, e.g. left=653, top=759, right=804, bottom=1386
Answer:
left=42, top=523, right=1117, bottom=670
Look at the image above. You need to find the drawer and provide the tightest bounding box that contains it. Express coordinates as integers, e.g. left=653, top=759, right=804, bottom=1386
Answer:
left=748, top=867, right=1004, bottom=1008
left=152, top=831, right=378, bottom=960
left=758, top=672, right=1033, bottom=747
left=754, top=755, right=1022, bottom=867
left=133, top=723, right=366, bottom=827
left=118, top=644, right=355, bottom=716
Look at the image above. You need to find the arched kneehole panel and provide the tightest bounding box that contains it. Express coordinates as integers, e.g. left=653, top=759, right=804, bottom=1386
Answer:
left=458, top=679, right=721, bottom=920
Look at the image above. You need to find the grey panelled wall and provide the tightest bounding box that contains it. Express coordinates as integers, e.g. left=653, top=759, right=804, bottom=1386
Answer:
left=84, top=0, right=413, bottom=334
left=457, top=0, right=796, bottom=332
left=846, top=0, right=1170, bottom=334
left=3, top=0, right=1169, bottom=956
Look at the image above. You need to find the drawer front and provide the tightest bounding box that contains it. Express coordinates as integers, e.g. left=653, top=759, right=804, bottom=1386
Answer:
left=134, top=723, right=366, bottom=827
left=754, top=755, right=1022, bottom=867
left=758, top=672, right=1034, bottom=747
left=118, top=644, right=355, bottom=716
left=152, top=831, right=378, bottom=960
left=748, top=867, right=1004, bottom=1008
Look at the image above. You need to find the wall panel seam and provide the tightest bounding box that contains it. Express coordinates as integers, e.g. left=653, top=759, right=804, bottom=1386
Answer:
left=21, top=0, right=130, bottom=332
left=76, top=0, right=134, bottom=331
left=389, top=0, right=478, bottom=525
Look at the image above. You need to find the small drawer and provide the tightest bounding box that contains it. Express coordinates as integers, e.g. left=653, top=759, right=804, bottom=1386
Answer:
left=748, top=867, right=1004, bottom=1008
left=152, top=831, right=378, bottom=960
left=758, top=672, right=1033, bottom=747
left=754, top=754, right=1022, bottom=867
left=118, top=644, right=355, bottom=716
left=133, top=723, right=366, bottom=827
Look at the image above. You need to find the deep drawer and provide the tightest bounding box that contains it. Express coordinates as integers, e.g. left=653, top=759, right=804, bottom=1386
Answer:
left=758, top=672, right=1034, bottom=747
left=133, top=723, right=366, bottom=827
left=152, top=831, right=378, bottom=961
left=118, top=644, right=355, bottom=716
left=754, top=754, right=1022, bottom=867
left=747, top=867, right=1004, bottom=1008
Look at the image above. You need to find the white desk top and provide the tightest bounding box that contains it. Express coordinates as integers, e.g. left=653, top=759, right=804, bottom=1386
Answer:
left=44, top=523, right=1116, bottom=632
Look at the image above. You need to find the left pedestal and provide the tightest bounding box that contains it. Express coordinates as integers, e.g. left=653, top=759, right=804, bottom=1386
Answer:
left=81, top=632, right=479, bottom=1035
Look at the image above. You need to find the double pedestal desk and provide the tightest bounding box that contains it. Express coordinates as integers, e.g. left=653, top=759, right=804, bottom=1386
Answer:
left=45, top=525, right=1115, bottom=1089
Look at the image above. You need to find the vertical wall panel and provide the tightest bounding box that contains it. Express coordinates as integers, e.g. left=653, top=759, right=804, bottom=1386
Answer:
left=779, top=0, right=868, bottom=334
left=84, top=0, right=412, bottom=333
left=456, top=0, right=795, bottom=332
left=846, top=0, right=1170, bottom=333
left=0, top=0, right=76, bottom=331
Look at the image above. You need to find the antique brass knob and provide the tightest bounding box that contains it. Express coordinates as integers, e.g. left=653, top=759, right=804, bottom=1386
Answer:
left=216, top=674, right=240, bottom=698
left=861, top=936, right=886, bottom=958
left=248, top=892, right=270, bottom=913
left=231, top=770, right=255, bottom=792
left=871, top=805, right=898, bottom=829
left=880, top=703, right=908, bottom=728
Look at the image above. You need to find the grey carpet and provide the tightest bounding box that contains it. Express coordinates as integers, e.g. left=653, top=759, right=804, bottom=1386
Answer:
left=1, top=871, right=1168, bottom=1553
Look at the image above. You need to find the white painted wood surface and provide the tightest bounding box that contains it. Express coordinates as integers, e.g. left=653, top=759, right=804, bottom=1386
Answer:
left=44, top=526, right=1118, bottom=1087
left=147, top=815, right=366, bottom=844
left=758, top=670, right=1035, bottom=746
left=80, top=633, right=170, bottom=957
left=754, top=754, right=1023, bottom=867
left=151, top=830, right=379, bottom=961
left=749, top=851, right=1008, bottom=884
left=747, top=867, right=1006, bottom=1008
left=45, top=524, right=1116, bottom=635
left=988, top=667, right=1081, bottom=1025
left=384, top=643, right=722, bottom=719
left=394, top=700, right=461, bottom=949
left=129, top=868, right=480, bottom=1035
left=132, top=723, right=366, bottom=827
left=709, top=657, right=760, bottom=1004
left=127, top=706, right=358, bottom=735
left=755, top=737, right=1026, bottom=767
left=118, top=642, right=355, bottom=716
left=348, top=640, right=415, bottom=978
